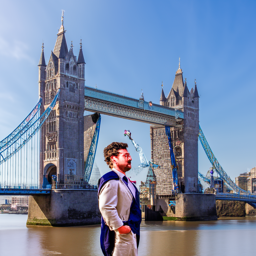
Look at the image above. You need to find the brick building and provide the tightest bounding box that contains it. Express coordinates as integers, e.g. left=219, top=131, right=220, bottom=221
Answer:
left=235, top=167, right=256, bottom=193
left=11, top=196, right=29, bottom=205
left=247, top=167, right=256, bottom=193
left=151, top=60, right=199, bottom=195
left=235, top=172, right=249, bottom=191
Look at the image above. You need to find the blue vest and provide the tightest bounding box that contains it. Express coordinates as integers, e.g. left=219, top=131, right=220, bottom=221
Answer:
left=98, top=171, right=141, bottom=256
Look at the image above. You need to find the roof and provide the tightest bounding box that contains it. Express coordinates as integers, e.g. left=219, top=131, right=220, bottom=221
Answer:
left=160, top=88, right=166, bottom=101
left=53, top=28, right=68, bottom=59
left=183, top=83, right=189, bottom=97
left=77, top=47, right=85, bottom=64
left=38, top=44, right=46, bottom=66
left=48, top=51, right=58, bottom=71
left=171, top=72, right=184, bottom=97
left=193, top=84, right=199, bottom=98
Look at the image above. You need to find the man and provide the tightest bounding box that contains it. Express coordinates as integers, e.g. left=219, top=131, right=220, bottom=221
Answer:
left=98, top=142, right=141, bottom=256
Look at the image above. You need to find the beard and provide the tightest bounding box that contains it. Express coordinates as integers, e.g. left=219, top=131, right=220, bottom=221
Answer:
left=119, top=161, right=132, bottom=172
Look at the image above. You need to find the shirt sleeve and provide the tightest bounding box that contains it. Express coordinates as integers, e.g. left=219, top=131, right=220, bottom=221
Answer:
left=99, top=180, right=123, bottom=231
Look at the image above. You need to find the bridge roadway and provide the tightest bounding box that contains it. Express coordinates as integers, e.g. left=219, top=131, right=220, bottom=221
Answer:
left=216, top=193, right=256, bottom=207
left=84, top=86, right=184, bottom=126
left=0, top=188, right=51, bottom=195
left=0, top=187, right=98, bottom=195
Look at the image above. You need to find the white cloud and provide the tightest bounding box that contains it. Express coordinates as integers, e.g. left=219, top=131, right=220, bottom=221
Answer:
left=0, top=37, right=35, bottom=64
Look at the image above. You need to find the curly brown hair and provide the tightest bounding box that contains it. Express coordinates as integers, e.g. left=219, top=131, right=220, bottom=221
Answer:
left=104, top=142, right=128, bottom=169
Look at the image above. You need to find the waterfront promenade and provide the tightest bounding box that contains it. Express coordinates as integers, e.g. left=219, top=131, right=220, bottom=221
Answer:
left=0, top=214, right=256, bottom=256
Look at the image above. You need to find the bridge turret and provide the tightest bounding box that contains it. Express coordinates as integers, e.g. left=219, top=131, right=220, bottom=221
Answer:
left=39, top=14, right=85, bottom=187
left=192, top=80, right=199, bottom=109
left=160, top=82, right=166, bottom=106
left=182, top=78, right=189, bottom=98
left=38, top=43, right=46, bottom=86
left=77, top=40, right=85, bottom=79
left=38, top=43, right=46, bottom=99
left=151, top=58, right=199, bottom=195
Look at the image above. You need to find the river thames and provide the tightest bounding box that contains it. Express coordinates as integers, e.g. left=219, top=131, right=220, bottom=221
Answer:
left=0, top=214, right=256, bottom=256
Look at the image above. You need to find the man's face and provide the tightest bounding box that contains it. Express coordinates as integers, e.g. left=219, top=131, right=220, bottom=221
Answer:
left=112, top=149, right=132, bottom=172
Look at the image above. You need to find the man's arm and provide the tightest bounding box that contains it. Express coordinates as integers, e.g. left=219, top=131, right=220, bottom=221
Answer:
left=99, top=180, right=123, bottom=231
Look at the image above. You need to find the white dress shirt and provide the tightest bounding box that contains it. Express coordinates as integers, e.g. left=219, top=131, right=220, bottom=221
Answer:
left=112, top=168, right=136, bottom=198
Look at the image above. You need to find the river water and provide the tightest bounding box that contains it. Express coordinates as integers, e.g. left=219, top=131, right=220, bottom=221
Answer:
left=0, top=214, right=255, bottom=256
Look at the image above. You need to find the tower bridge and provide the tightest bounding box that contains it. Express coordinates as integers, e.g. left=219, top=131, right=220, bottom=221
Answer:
left=0, top=14, right=254, bottom=225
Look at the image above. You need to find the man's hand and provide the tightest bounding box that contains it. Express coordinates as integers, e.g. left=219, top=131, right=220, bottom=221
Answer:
left=118, top=225, right=131, bottom=234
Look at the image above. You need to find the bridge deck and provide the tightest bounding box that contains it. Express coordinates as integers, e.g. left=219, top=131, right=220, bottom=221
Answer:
left=84, top=86, right=184, bottom=126
left=0, top=188, right=51, bottom=195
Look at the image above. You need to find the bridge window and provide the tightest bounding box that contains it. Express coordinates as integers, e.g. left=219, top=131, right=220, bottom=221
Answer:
left=69, top=83, right=75, bottom=93
left=171, top=97, right=175, bottom=106
left=65, top=63, right=69, bottom=72
left=175, top=146, right=182, bottom=156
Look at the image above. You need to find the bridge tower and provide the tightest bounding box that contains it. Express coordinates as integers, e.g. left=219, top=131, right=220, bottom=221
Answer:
left=38, top=13, right=86, bottom=186
left=150, top=60, right=199, bottom=194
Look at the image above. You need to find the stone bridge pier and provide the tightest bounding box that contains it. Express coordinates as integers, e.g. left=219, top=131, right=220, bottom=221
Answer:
left=27, top=190, right=100, bottom=226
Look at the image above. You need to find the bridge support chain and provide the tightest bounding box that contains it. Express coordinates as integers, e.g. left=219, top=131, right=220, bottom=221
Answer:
left=155, top=193, right=217, bottom=221
left=26, top=189, right=100, bottom=226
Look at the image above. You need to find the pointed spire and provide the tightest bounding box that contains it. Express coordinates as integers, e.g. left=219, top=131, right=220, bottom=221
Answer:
left=77, top=39, right=85, bottom=64
left=160, top=88, right=166, bottom=101
left=58, top=10, right=65, bottom=35
left=193, top=79, right=199, bottom=98
left=38, top=43, right=46, bottom=66
left=53, top=11, right=68, bottom=59
left=68, top=41, right=74, bottom=55
left=183, top=79, right=189, bottom=97
left=160, top=82, right=166, bottom=101
left=176, top=57, right=182, bottom=74
left=61, top=10, right=64, bottom=25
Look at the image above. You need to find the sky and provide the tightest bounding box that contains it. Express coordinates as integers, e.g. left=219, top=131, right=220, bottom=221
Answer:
left=0, top=0, right=255, bottom=183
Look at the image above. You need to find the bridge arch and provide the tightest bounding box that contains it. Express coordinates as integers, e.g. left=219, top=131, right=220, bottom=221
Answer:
left=44, top=163, right=57, bottom=184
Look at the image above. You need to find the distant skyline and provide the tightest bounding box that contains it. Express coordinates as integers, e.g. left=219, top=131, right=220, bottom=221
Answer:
left=0, top=0, right=255, bottom=181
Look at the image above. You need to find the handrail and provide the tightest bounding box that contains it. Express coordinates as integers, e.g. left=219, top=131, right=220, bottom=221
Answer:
left=0, top=98, right=42, bottom=149
left=0, top=91, right=59, bottom=164
left=198, top=125, right=249, bottom=195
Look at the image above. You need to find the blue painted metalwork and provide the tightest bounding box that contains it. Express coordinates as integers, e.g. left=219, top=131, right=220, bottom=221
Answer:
left=0, top=98, right=42, bottom=149
left=169, top=200, right=176, bottom=206
left=198, top=171, right=210, bottom=184
left=215, top=193, right=256, bottom=205
left=0, top=91, right=59, bottom=165
left=0, top=91, right=59, bottom=190
left=165, top=126, right=179, bottom=190
left=84, top=86, right=184, bottom=119
left=0, top=188, right=51, bottom=195
left=84, top=115, right=101, bottom=183
left=198, top=125, right=249, bottom=195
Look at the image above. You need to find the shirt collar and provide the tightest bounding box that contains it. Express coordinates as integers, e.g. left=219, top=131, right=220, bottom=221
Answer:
left=112, top=168, right=125, bottom=179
